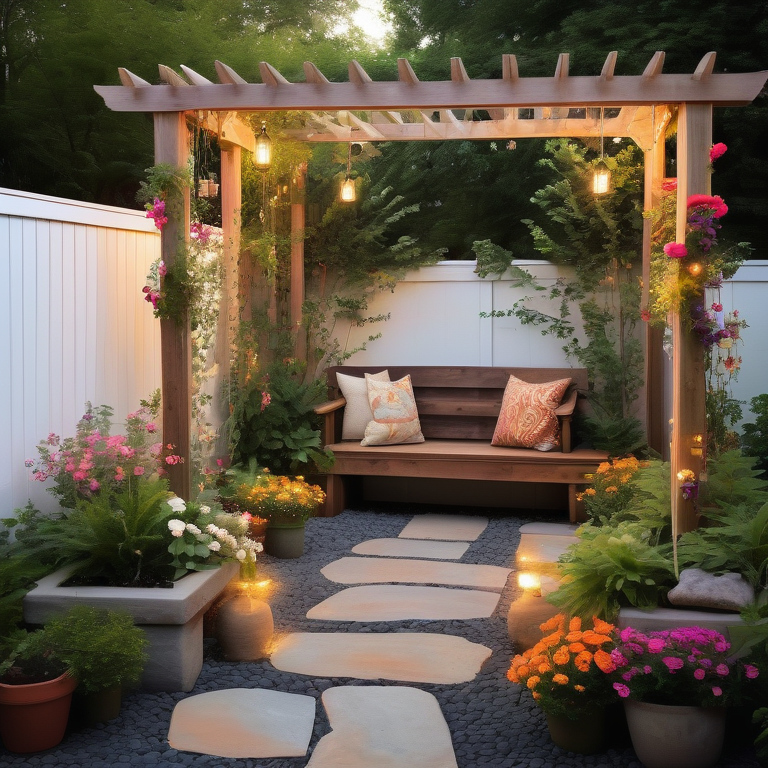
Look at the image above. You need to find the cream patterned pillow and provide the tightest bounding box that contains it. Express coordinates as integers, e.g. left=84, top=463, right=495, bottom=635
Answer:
left=361, top=374, right=425, bottom=446
left=491, top=375, right=571, bottom=451
left=337, top=370, right=390, bottom=440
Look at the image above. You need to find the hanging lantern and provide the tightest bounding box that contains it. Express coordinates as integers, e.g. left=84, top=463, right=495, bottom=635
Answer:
left=687, top=262, right=703, bottom=277
left=340, top=142, right=356, bottom=202
left=253, top=122, right=272, bottom=170
left=592, top=107, right=612, bottom=195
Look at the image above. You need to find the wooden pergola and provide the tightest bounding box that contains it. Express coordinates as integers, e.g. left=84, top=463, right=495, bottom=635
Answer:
left=95, top=52, right=767, bottom=535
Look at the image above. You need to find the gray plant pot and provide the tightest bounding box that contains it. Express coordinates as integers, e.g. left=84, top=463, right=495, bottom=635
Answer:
left=264, top=525, right=305, bottom=559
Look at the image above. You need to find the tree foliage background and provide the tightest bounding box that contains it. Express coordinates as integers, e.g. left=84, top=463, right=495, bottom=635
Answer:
left=1, top=0, right=766, bottom=251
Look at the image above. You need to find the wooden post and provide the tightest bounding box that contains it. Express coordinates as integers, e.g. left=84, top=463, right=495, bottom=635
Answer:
left=214, top=145, right=242, bottom=460
left=291, top=163, right=307, bottom=359
left=643, top=128, right=668, bottom=457
left=154, top=112, right=191, bottom=499
left=670, top=103, right=712, bottom=538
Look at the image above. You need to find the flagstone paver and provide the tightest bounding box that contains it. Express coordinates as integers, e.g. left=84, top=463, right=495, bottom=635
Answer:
left=398, top=513, right=489, bottom=541
left=306, top=686, right=458, bottom=768
left=167, top=689, right=315, bottom=758
left=351, top=537, right=470, bottom=559
left=321, top=556, right=511, bottom=589
left=518, top=522, right=580, bottom=536
left=270, top=632, right=492, bottom=684
left=306, top=584, right=500, bottom=622
left=515, top=532, right=577, bottom=571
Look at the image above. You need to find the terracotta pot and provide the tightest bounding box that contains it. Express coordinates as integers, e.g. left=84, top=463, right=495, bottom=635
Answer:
left=545, top=707, right=605, bottom=754
left=216, top=594, right=274, bottom=661
left=0, top=672, right=77, bottom=753
left=264, top=524, right=305, bottom=559
left=624, top=700, right=726, bottom=768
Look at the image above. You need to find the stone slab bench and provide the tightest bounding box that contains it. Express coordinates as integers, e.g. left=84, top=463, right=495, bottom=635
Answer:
left=315, top=366, right=607, bottom=521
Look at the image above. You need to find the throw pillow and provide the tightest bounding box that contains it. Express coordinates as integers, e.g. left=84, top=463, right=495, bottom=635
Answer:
left=491, top=375, right=572, bottom=451
left=337, top=370, right=390, bottom=440
left=361, top=374, right=425, bottom=446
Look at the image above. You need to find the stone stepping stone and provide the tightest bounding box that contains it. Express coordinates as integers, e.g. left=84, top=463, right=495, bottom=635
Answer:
left=167, top=689, right=315, bottom=758
left=321, top=557, right=511, bottom=589
left=307, top=584, right=500, bottom=622
left=270, top=632, right=492, bottom=684
left=307, top=686, right=458, bottom=768
left=519, top=522, right=580, bottom=536
left=398, top=513, right=489, bottom=541
left=352, top=538, right=469, bottom=560
left=516, top=532, right=576, bottom=570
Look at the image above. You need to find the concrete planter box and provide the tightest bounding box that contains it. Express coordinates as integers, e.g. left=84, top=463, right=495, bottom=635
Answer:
left=24, top=562, right=239, bottom=693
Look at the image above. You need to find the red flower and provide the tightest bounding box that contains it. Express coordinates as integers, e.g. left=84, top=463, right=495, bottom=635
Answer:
left=687, top=194, right=728, bottom=218
left=661, top=178, right=677, bottom=192
left=663, top=242, right=688, bottom=259
left=709, top=143, right=727, bottom=162
left=640, top=310, right=651, bottom=322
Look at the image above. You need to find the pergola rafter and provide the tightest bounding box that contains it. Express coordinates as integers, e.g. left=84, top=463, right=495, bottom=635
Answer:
left=95, top=51, right=768, bottom=537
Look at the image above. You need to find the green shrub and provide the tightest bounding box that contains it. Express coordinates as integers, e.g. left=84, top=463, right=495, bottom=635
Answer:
left=742, top=395, right=768, bottom=475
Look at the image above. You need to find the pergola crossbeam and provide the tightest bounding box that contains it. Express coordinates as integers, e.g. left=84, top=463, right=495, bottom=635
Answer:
left=214, top=60, right=247, bottom=85
left=692, top=52, right=717, bottom=81
left=601, top=52, right=618, bottom=81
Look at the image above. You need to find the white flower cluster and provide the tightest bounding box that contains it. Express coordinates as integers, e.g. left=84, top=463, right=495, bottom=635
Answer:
left=168, top=518, right=186, bottom=538
left=205, top=522, right=263, bottom=562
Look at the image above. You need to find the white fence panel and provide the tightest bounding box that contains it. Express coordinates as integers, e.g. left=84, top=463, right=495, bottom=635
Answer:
left=0, top=188, right=161, bottom=519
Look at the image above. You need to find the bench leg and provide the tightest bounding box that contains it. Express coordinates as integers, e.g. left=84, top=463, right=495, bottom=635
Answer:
left=321, top=475, right=346, bottom=517
left=568, top=484, right=587, bottom=524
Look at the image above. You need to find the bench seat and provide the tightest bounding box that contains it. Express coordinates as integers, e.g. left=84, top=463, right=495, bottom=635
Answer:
left=316, top=366, right=609, bottom=521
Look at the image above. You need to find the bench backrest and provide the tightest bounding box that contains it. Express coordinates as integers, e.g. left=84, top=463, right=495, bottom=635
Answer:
left=325, top=366, right=588, bottom=441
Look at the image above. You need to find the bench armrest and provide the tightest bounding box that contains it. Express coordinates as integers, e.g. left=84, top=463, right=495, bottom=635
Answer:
left=315, top=397, right=347, bottom=415
left=554, top=388, right=578, bottom=417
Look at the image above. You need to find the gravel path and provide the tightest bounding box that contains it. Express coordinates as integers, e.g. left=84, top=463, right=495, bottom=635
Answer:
left=1, top=505, right=760, bottom=768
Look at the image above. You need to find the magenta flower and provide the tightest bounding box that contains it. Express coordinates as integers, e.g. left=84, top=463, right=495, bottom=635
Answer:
left=146, top=198, right=168, bottom=230
left=146, top=422, right=157, bottom=433
left=647, top=638, right=666, bottom=653
left=745, top=665, right=759, bottom=679
left=133, top=466, right=145, bottom=476
left=694, top=668, right=706, bottom=680
left=158, top=260, right=167, bottom=277
left=89, top=479, right=100, bottom=492
left=709, top=143, right=727, bottom=162
left=712, top=687, right=722, bottom=697
left=662, top=657, right=684, bottom=672
left=613, top=683, right=631, bottom=698
left=663, top=242, right=688, bottom=259
left=715, top=664, right=729, bottom=677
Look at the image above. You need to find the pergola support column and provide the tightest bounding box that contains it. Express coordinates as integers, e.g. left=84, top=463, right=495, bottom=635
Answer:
left=670, top=103, right=712, bottom=538
left=154, top=112, right=192, bottom=499
left=291, top=163, right=307, bottom=359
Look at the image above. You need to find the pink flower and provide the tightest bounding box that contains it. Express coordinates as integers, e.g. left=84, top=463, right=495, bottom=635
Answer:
left=261, top=391, right=271, bottom=412
left=145, top=422, right=157, bottom=433
left=712, top=686, right=722, bottom=697
left=709, top=143, right=727, bottom=162
left=643, top=665, right=652, bottom=674
left=715, top=664, right=729, bottom=677
left=119, top=446, right=136, bottom=458
left=89, top=479, right=100, bottom=492
left=133, top=466, right=145, bottom=476
left=647, top=638, right=666, bottom=653
left=640, top=309, right=651, bottom=322
left=711, top=303, right=723, bottom=312
left=146, top=198, right=168, bottom=230
left=662, top=657, right=684, bottom=672
left=663, top=242, right=688, bottom=259
left=216, top=458, right=224, bottom=467
left=158, top=261, right=167, bottom=277
left=613, top=683, right=631, bottom=698
left=745, top=665, right=759, bottom=679
left=687, top=194, right=728, bottom=218
left=73, top=470, right=87, bottom=482
left=694, top=668, right=706, bottom=680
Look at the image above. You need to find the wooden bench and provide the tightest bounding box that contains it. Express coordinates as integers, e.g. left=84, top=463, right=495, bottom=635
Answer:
left=315, top=366, right=609, bottom=522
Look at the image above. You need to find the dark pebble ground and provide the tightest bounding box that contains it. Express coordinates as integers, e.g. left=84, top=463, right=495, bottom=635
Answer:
left=0, top=505, right=761, bottom=768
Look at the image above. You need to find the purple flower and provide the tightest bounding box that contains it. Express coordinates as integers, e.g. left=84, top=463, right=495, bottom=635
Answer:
left=715, top=664, right=729, bottom=677
left=694, top=668, right=706, bottom=680
left=663, top=657, right=684, bottom=672
left=613, top=683, right=631, bottom=698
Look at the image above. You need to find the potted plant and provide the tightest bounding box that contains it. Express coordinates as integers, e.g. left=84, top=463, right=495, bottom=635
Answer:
left=606, top=625, right=760, bottom=768
left=507, top=614, right=618, bottom=754
left=0, top=630, right=75, bottom=753
left=34, top=605, right=148, bottom=727
left=218, top=466, right=325, bottom=559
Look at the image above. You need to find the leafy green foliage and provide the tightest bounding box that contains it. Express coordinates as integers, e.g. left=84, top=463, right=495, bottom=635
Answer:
left=228, top=356, right=333, bottom=474
left=753, top=707, right=768, bottom=765
left=548, top=522, right=675, bottom=620
left=700, top=450, right=768, bottom=511
left=27, top=606, right=148, bottom=693
left=742, top=395, right=768, bottom=474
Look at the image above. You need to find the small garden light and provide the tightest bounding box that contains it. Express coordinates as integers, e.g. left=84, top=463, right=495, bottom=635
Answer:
left=687, top=262, right=703, bottom=277
left=517, top=572, right=541, bottom=591
left=340, top=142, right=356, bottom=202
left=253, top=121, right=272, bottom=170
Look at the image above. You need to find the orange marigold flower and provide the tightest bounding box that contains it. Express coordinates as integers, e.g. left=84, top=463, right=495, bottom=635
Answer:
left=529, top=655, right=547, bottom=666
left=582, top=631, right=612, bottom=646
left=516, top=665, right=530, bottom=678
left=565, top=630, right=583, bottom=643
left=583, top=488, right=597, bottom=496
left=507, top=668, right=518, bottom=683
left=591, top=617, right=615, bottom=635
left=532, top=691, right=542, bottom=700
left=527, top=676, right=541, bottom=690
left=605, top=486, right=618, bottom=494
left=553, top=646, right=570, bottom=666
left=553, top=674, right=569, bottom=685
left=538, top=662, right=551, bottom=674
left=568, top=617, right=582, bottom=632
left=542, top=631, right=563, bottom=647
left=539, top=614, right=565, bottom=633
left=594, top=649, right=616, bottom=673
left=569, top=642, right=586, bottom=653
left=597, top=462, right=611, bottom=474
left=575, top=651, right=593, bottom=672
left=574, top=685, right=586, bottom=692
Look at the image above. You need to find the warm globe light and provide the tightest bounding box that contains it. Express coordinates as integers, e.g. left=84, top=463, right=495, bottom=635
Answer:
left=340, top=176, right=356, bottom=202
left=517, top=572, right=541, bottom=590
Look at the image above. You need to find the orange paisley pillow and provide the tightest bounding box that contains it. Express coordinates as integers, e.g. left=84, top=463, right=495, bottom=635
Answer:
left=491, top=375, right=571, bottom=451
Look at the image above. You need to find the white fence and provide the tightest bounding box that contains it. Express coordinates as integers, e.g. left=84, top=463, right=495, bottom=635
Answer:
left=0, top=188, right=161, bottom=520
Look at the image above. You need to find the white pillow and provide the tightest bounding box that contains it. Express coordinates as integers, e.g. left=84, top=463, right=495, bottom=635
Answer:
left=336, top=370, right=390, bottom=440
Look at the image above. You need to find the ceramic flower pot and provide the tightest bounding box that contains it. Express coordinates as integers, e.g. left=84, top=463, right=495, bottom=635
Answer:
left=623, top=700, right=726, bottom=768
left=0, top=672, right=78, bottom=753
left=264, top=523, right=305, bottom=559
left=545, top=707, right=605, bottom=754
